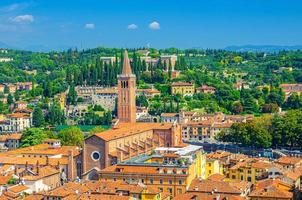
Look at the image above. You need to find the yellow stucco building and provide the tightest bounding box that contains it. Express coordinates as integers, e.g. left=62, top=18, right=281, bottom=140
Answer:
left=228, top=158, right=273, bottom=184
left=98, top=145, right=206, bottom=198
left=171, top=82, right=195, bottom=96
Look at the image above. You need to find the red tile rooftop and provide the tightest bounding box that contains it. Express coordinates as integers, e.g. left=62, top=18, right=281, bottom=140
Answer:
left=94, top=122, right=174, bottom=141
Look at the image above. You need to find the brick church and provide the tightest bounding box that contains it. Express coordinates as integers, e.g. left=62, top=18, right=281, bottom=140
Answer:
left=82, top=50, right=182, bottom=180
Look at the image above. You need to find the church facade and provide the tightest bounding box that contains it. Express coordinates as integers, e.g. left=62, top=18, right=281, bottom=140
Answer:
left=82, top=50, right=182, bottom=180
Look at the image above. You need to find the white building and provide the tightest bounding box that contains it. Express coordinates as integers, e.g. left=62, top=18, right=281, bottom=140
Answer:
left=0, top=58, right=13, bottom=62
left=0, top=113, right=32, bottom=133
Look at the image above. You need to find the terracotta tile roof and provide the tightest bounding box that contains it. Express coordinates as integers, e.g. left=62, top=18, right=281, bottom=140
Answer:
left=13, top=108, right=33, bottom=113
left=0, top=133, right=22, bottom=142
left=8, top=185, right=29, bottom=193
left=7, top=113, right=31, bottom=119
left=0, top=144, right=80, bottom=168
left=185, top=120, right=214, bottom=127
left=21, top=166, right=59, bottom=181
left=2, top=191, right=18, bottom=199
left=173, top=192, right=246, bottom=200
left=277, top=156, right=302, bottom=166
left=188, top=178, right=249, bottom=195
left=206, top=150, right=232, bottom=160
left=251, top=161, right=274, bottom=169
left=95, top=122, right=173, bottom=141
left=0, top=164, right=13, bottom=173
left=212, top=122, right=233, bottom=128
left=254, top=178, right=292, bottom=191
left=0, top=175, right=11, bottom=185
left=75, top=194, right=131, bottom=200
left=230, top=159, right=273, bottom=170
left=283, top=170, right=301, bottom=181
left=45, top=182, right=90, bottom=197
left=101, top=165, right=161, bottom=175
left=249, top=185, right=293, bottom=199
left=0, top=143, right=80, bottom=157
left=44, top=180, right=159, bottom=200
left=0, top=156, right=69, bottom=166
left=23, top=194, right=43, bottom=200
left=161, top=113, right=178, bottom=117
left=207, top=173, right=225, bottom=181
left=196, top=85, right=216, bottom=90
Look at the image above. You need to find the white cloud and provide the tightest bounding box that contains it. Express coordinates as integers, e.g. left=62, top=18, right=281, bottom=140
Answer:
left=127, top=24, right=138, bottom=30
left=11, top=15, right=34, bottom=23
left=85, top=23, right=95, bottom=29
left=149, top=21, right=160, bottom=30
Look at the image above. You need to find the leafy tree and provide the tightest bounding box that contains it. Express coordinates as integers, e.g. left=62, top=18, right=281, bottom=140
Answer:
left=231, top=102, right=243, bottom=114
left=32, top=107, right=45, bottom=127
left=21, top=128, right=48, bottom=147
left=57, top=127, right=84, bottom=147
left=7, top=94, right=14, bottom=105
left=67, top=84, right=77, bottom=105
left=261, top=103, right=279, bottom=113
left=136, top=95, right=148, bottom=107
left=47, top=102, right=65, bottom=125
left=3, top=85, right=9, bottom=94
left=283, top=93, right=302, bottom=109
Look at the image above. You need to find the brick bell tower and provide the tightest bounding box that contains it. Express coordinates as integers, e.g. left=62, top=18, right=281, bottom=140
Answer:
left=117, top=50, right=136, bottom=123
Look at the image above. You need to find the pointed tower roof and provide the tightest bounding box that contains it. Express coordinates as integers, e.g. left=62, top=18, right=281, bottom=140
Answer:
left=122, top=50, right=132, bottom=75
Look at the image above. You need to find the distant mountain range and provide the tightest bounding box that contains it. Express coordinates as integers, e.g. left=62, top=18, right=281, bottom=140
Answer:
left=0, top=41, right=74, bottom=52
left=224, top=45, right=302, bottom=52
left=1, top=41, right=302, bottom=53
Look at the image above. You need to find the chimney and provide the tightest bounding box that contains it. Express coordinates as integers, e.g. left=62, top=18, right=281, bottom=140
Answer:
left=36, top=160, right=39, bottom=175
left=14, top=165, right=17, bottom=175
left=46, top=156, right=49, bottom=165
left=56, top=160, right=61, bottom=170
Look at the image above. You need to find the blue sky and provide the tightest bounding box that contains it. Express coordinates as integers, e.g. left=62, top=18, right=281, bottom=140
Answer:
left=0, top=0, right=302, bottom=50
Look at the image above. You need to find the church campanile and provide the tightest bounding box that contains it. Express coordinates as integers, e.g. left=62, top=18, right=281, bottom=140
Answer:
left=117, top=50, right=136, bottom=123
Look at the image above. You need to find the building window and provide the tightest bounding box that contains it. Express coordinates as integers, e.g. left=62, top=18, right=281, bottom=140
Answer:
left=91, top=151, right=101, bottom=161
left=150, top=179, right=154, bottom=184
left=178, top=180, right=182, bottom=185
left=247, top=177, right=252, bottom=182
left=177, top=188, right=182, bottom=194
left=159, top=179, right=163, bottom=184
left=169, top=180, right=172, bottom=184
left=168, top=188, right=173, bottom=194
